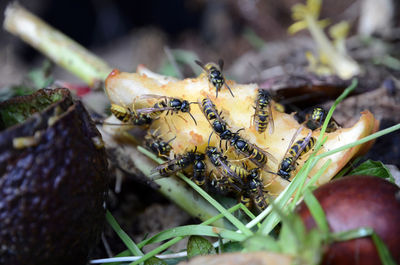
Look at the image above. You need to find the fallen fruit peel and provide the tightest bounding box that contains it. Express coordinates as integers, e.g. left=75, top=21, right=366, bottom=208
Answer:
left=104, top=66, right=378, bottom=195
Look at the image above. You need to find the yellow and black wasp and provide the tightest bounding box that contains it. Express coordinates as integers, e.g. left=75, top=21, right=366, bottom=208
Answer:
left=150, top=147, right=200, bottom=178
left=205, top=131, right=245, bottom=191
left=239, top=168, right=269, bottom=211
left=110, top=103, right=153, bottom=125
left=229, top=130, right=276, bottom=170
left=137, top=94, right=198, bottom=125
left=253, top=89, right=274, bottom=134
left=192, top=153, right=206, bottom=186
left=195, top=59, right=234, bottom=98
left=199, top=97, right=233, bottom=147
left=305, top=107, right=339, bottom=132
left=277, top=128, right=316, bottom=181
left=145, top=130, right=176, bottom=158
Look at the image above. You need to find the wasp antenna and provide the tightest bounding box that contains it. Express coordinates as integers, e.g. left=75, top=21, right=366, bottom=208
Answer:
left=218, top=59, right=224, bottom=71
left=189, top=112, right=197, bottom=126
left=224, top=139, right=229, bottom=151
left=216, top=87, right=219, bottom=98
left=236, top=128, right=245, bottom=134
left=166, top=136, right=177, bottom=144
left=208, top=132, right=214, bottom=147
left=177, top=114, right=188, bottom=123
left=195, top=60, right=206, bottom=70
left=265, top=170, right=278, bottom=175
left=193, top=146, right=198, bottom=153
left=190, top=101, right=199, bottom=105
left=225, top=83, right=235, bottom=97
left=100, top=122, right=133, bottom=127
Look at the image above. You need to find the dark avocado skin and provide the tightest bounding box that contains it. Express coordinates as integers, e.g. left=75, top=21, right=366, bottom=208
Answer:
left=0, top=89, right=109, bottom=265
left=297, top=176, right=400, bottom=265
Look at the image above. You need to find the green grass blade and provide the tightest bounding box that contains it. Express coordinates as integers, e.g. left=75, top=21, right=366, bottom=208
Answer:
left=178, top=173, right=253, bottom=236
left=314, top=79, right=357, bottom=152
left=371, top=232, right=397, bottom=265
left=137, top=146, right=225, bottom=227
left=302, top=189, right=329, bottom=234
left=138, top=146, right=251, bottom=234
left=106, top=211, right=144, bottom=256
left=333, top=157, right=362, bottom=179
left=331, top=227, right=373, bottom=241
left=331, top=228, right=396, bottom=265
left=130, top=238, right=183, bottom=265
left=316, top=123, right=400, bottom=161
left=301, top=159, right=331, bottom=193
left=238, top=203, right=259, bottom=227
left=257, top=79, right=357, bottom=235
left=127, top=203, right=248, bottom=265
left=137, top=225, right=246, bottom=247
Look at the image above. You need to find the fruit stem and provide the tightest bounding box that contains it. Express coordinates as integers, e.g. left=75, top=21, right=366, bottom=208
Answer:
left=3, top=2, right=112, bottom=87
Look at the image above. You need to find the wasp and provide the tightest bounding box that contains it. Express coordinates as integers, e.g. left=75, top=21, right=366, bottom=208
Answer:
left=195, top=59, right=234, bottom=98
left=151, top=148, right=199, bottom=178
left=210, top=175, right=234, bottom=195
left=239, top=191, right=252, bottom=209
left=110, top=103, right=153, bottom=125
left=192, top=153, right=207, bottom=186
left=277, top=128, right=316, bottom=181
left=145, top=131, right=175, bottom=158
left=228, top=163, right=249, bottom=183
left=199, top=97, right=233, bottom=147
left=200, top=97, right=219, bottom=121
left=137, top=95, right=198, bottom=125
left=206, top=146, right=244, bottom=190
left=305, top=107, right=339, bottom=132
left=248, top=169, right=269, bottom=211
left=253, top=89, right=274, bottom=134
left=240, top=168, right=269, bottom=211
left=229, top=130, right=276, bottom=170
left=253, top=192, right=269, bottom=211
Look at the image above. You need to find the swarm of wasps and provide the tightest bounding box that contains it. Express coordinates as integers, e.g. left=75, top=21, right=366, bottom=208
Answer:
left=109, top=59, right=339, bottom=212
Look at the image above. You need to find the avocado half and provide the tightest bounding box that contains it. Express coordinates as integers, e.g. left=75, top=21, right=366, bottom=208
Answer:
left=0, top=88, right=109, bottom=264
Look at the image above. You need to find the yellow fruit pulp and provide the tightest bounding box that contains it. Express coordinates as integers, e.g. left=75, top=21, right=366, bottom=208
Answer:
left=105, top=66, right=378, bottom=195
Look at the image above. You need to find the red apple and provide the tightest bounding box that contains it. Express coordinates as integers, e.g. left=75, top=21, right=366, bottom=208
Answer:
left=297, top=175, right=400, bottom=265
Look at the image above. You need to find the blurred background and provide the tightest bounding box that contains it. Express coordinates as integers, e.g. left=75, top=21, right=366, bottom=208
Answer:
left=3, top=0, right=398, bottom=86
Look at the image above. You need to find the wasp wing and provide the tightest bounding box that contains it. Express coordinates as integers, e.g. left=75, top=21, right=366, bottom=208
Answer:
left=150, top=158, right=181, bottom=179
left=282, top=125, right=304, bottom=160
left=195, top=60, right=206, bottom=70
left=267, top=103, right=275, bottom=134
left=216, top=157, right=244, bottom=186
left=136, top=106, right=175, bottom=115
left=290, top=131, right=313, bottom=168
left=198, top=97, right=226, bottom=125
left=139, top=94, right=170, bottom=100
left=218, top=59, right=224, bottom=71
left=245, top=140, right=278, bottom=165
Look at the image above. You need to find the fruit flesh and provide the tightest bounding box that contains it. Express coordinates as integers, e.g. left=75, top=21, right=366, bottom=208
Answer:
left=105, top=66, right=378, bottom=194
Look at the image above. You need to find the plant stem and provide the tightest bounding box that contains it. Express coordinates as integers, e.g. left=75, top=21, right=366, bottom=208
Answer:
left=305, top=15, right=360, bottom=79
left=3, top=2, right=112, bottom=87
